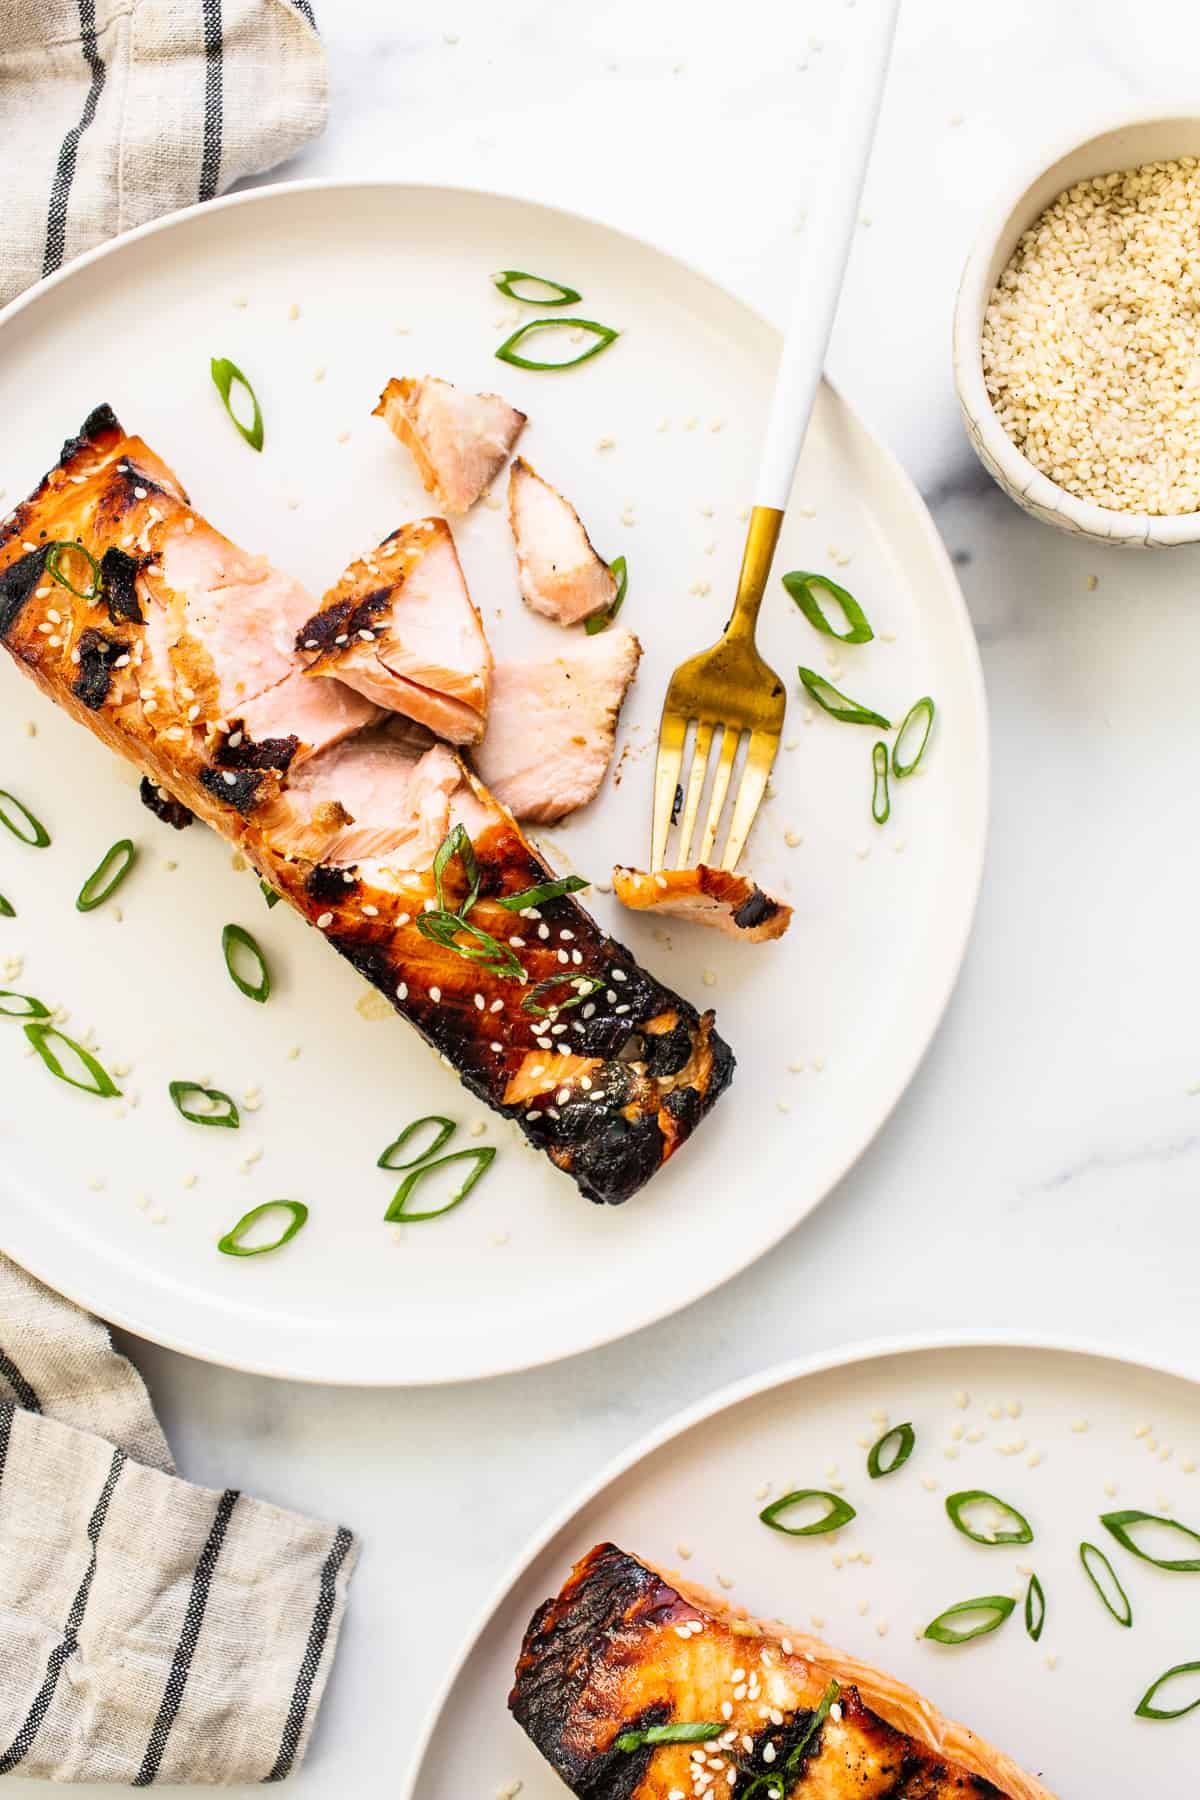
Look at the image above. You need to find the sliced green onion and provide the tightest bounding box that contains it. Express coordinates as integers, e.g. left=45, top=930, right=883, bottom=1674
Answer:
left=261, top=880, right=281, bottom=909
left=377, top=1115, right=456, bottom=1170
left=1080, top=1541, right=1132, bottom=1626
left=169, top=1079, right=240, bottom=1130
left=783, top=570, right=873, bottom=643
left=945, top=1489, right=1034, bottom=1546
left=893, top=697, right=935, bottom=777
left=1101, top=1508, right=1200, bottom=1572
left=23, top=1022, right=120, bottom=1097
left=585, top=553, right=629, bottom=635
left=45, top=539, right=101, bottom=601
left=384, top=1146, right=496, bottom=1223
left=494, top=875, right=590, bottom=911
left=432, top=822, right=481, bottom=915
left=1024, top=1572, right=1045, bottom=1641
left=522, top=973, right=604, bottom=1018
left=868, top=1420, right=914, bottom=1478
left=1136, top=1661, right=1200, bottom=1721
left=615, top=1722, right=722, bottom=1753
left=218, top=1200, right=308, bottom=1257
left=871, top=741, right=890, bottom=825
left=0, top=892, right=14, bottom=918
left=76, top=838, right=137, bottom=912
left=221, top=923, right=271, bottom=1003
left=922, top=1594, right=1015, bottom=1645
left=492, top=269, right=582, bottom=307
left=798, top=667, right=890, bottom=729
left=495, top=317, right=619, bottom=371
left=759, top=1489, right=857, bottom=1536
left=416, top=909, right=524, bottom=979
left=210, top=356, right=264, bottom=452
left=0, top=990, right=50, bottom=1019
left=0, top=790, right=50, bottom=847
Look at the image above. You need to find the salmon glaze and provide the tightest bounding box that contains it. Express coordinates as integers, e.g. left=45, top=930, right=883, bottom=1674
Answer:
left=0, top=408, right=734, bottom=1205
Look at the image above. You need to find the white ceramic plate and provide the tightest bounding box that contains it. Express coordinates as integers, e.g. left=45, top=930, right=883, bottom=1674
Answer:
left=0, top=183, right=986, bottom=1384
left=403, top=1334, right=1200, bottom=1798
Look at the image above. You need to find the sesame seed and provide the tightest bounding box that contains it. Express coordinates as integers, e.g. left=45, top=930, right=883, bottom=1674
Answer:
left=134, top=486, right=147, bottom=499
left=316, top=912, right=333, bottom=928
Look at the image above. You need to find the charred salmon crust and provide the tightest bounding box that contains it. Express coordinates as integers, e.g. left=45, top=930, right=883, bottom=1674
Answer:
left=511, top=1545, right=1058, bottom=1800
left=0, top=412, right=734, bottom=1207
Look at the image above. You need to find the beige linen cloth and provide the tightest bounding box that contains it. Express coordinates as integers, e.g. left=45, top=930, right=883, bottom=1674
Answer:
left=0, top=4, right=356, bottom=1784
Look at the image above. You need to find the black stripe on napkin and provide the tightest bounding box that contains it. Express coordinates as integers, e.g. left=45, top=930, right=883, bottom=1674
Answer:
left=199, top=0, right=224, bottom=203
left=263, top=1525, right=354, bottom=1783
left=0, top=1348, right=41, bottom=1413
left=0, top=1446, right=125, bottom=1773
left=292, top=0, right=318, bottom=25
left=133, top=1487, right=239, bottom=1787
left=0, top=1402, right=13, bottom=1489
left=43, top=0, right=107, bottom=278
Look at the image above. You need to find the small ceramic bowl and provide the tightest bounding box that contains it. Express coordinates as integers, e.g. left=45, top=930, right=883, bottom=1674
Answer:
left=953, top=112, right=1200, bottom=548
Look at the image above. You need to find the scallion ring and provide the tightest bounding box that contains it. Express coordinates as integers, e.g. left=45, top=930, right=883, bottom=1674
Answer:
left=492, top=269, right=582, bottom=307
left=922, top=1594, right=1015, bottom=1646
left=0, top=990, right=50, bottom=1020
left=1024, top=1572, right=1046, bottom=1642
left=415, top=909, right=524, bottom=979
left=432, top=822, right=481, bottom=915
left=893, top=696, right=935, bottom=777
left=23, top=1021, right=120, bottom=1097
left=169, top=1079, right=240, bottom=1130
left=76, top=838, right=137, bottom=912
left=945, top=1489, right=1034, bottom=1546
left=585, top=553, right=629, bottom=635
left=218, top=1200, right=308, bottom=1257
left=377, top=1115, right=457, bottom=1170
left=867, top=1420, right=914, bottom=1478
left=1100, top=1508, right=1200, bottom=1572
left=1136, top=1661, right=1200, bottom=1721
left=494, top=875, right=590, bottom=911
left=221, top=923, right=271, bottom=1003
left=495, top=317, right=619, bottom=372
left=758, top=1489, right=857, bottom=1536
left=384, top=1146, right=496, bottom=1223
left=261, top=880, right=281, bottom=909
left=0, top=892, right=14, bottom=918
left=871, top=740, right=890, bottom=825
left=45, top=539, right=101, bottom=601
left=615, top=1722, right=723, bottom=1753
left=798, top=667, right=890, bottom=729
left=783, top=570, right=873, bottom=644
left=0, top=790, right=50, bottom=847
left=210, top=356, right=264, bottom=452
left=1079, top=1541, right=1132, bottom=1627
left=522, top=973, right=604, bottom=1018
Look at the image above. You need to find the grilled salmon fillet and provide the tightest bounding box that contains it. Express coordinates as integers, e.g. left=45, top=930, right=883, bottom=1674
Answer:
left=296, top=517, right=492, bottom=745
left=0, top=407, right=733, bottom=1206
left=511, top=1545, right=1058, bottom=1800
left=373, top=375, right=526, bottom=514
left=613, top=866, right=793, bottom=943
left=509, top=457, right=618, bottom=626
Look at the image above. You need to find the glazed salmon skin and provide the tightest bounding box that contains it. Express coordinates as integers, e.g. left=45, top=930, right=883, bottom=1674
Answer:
left=0, top=408, right=734, bottom=1205
left=511, top=1545, right=1059, bottom=1800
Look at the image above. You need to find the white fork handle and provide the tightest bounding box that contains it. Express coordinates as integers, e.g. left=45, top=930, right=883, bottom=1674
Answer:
left=754, top=0, right=900, bottom=511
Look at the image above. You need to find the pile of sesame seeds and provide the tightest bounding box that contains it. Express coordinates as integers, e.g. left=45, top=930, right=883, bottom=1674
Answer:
left=982, top=157, right=1200, bottom=514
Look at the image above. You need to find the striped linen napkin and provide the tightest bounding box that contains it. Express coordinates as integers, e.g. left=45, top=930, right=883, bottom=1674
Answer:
left=0, top=0, right=327, bottom=309
left=0, top=1253, right=358, bottom=1782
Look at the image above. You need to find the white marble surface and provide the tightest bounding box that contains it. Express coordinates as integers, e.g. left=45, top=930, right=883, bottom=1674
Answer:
left=12, top=0, right=1200, bottom=1790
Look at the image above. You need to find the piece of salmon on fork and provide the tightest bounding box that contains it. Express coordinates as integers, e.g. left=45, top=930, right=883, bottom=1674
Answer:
left=0, top=407, right=734, bottom=1206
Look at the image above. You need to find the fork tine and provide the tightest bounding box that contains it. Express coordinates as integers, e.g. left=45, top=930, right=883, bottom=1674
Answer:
left=721, top=728, right=779, bottom=871
left=651, top=710, right=687, bottom=869
left=698, top=726, right=741, bottom=865
left=674, top=720, right=714, bottom=868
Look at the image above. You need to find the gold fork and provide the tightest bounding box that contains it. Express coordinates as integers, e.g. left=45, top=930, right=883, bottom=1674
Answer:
left=650, top=0, right=900, bottom=873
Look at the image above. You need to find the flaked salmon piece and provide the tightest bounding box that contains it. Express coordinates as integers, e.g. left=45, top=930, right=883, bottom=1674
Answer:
left=509, top=456, right=617, bottom=625
left=613, top=865, right=792, bottom=942
left=0, top=407, right=734, bottom=1207
left=473, top=627, right=641, bottom=822
left=511, top=1544, right=1058, bottom=1800
left=296, top=518, right=491, bottom=745
left=235, top=666, right=379, bottom=767
left=373, top=375, right=526, bottom=514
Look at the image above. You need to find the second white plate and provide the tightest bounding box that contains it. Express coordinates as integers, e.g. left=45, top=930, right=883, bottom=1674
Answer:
left=0, top=182, right=986, bottom=1383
